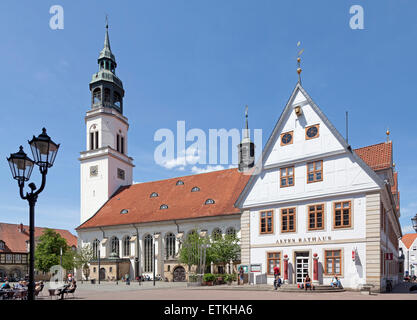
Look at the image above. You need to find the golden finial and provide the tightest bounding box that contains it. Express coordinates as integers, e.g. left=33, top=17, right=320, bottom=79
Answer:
left=386, top=128, right=390, bottom=142
left=297, top=41, right=304, bottom=83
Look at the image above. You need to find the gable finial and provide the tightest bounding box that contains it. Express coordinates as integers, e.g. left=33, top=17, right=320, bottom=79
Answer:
left=386, top=127, right=390, bottom=142
left=297, top=41, right=304, bottom=84
left=105, top=14, right=109, bottom=30
left=244, top=105, right=249, bottom=139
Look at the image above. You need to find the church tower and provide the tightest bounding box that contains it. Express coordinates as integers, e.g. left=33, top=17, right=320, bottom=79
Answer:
left=79, top=21, right=134, bottom=224
left=238, top=106, right=255, bottom=172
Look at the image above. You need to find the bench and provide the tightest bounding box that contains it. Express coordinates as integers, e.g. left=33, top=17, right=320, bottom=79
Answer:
left=360, top=283, right=374, bottom=295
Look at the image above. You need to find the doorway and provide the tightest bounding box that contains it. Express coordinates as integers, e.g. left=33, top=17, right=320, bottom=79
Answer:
left=173, top=266, right=186, bottom=282
left=99, top=268, right=106, bottom=281
left=295, top=252, right=309, bottom=284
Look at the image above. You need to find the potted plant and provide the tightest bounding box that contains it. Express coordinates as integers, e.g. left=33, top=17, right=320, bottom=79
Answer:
left=224, top=273, right=236, bottom=285
left=215, top=274, right=225, bottom=285
left=203, top=273, right=215, bottom=286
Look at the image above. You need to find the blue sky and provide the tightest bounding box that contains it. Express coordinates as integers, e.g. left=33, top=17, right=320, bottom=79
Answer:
left=0, top=0, right=416, bottom=235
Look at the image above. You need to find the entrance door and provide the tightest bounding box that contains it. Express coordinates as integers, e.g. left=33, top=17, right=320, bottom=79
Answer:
left=99, top=268, right=106, bottom=280
left=173, top=266, right=186, bottom=282
left=295, top=253, right=309, bottom=284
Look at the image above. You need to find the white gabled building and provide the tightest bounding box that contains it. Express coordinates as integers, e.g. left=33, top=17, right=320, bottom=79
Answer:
left=399, top=233, right=417, bottom=277
left=236, top=82, right=402, bottom=292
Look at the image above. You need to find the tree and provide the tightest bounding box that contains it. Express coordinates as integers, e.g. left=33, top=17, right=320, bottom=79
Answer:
left=35, top=229, right=73, bottom=273
left=178, top=232, right=211, bottom=273
left=73, top=244, right=94, bottom=280
left=209, top=233, right=240, bottom=273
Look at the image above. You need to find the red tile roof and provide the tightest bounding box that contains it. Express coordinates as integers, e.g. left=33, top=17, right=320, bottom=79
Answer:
left=77, top=168, right=251, bottom=230
left=0, top=223, right=77, bottom=253
left=401, top=233, right=417, bottom=249
left=354, top=142, right=392, bottom=171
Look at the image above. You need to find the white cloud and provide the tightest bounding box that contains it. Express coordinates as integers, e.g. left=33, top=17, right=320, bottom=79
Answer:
left=191, top=165, right=225, bottom=174
left=160, top=147, right=202, bottom=170
left=402, top=224, right=415, bottom=235
left=401, top=201, right=417, bottom=218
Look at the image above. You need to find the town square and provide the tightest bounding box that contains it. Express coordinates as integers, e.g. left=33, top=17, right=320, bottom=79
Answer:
left=1, top=1, right=417, bottom=311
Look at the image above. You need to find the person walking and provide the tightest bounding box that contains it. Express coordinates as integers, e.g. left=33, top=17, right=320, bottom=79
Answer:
left=273, top=264, right=281, bottom=290
left=239, top=267, right=244, bottom=285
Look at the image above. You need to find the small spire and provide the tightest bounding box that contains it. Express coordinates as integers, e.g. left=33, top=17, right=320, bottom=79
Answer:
left=386, top=127, right=390, bottom=142
left=104, top=15, right=111, bottom=51
left=296, top=41, right=304, bottom=84
left=244, top=105, right=249, bottom=140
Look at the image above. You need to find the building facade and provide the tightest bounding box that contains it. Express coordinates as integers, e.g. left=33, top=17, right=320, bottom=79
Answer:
left=399, top=233, right=417, bottom=277
left=0, top=222, right=77, bottom=281
left=236, top=83, right=402, bottom=292
left=77, top=24, right=254, bottom=282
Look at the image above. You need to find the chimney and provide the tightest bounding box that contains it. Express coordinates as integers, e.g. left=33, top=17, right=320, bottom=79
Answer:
left=19, top=223, right=24, bottom=233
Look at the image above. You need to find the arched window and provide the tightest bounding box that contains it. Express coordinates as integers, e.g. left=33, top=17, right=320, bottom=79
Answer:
left=93, top=88, right=101, bottom=105
left=191, top=187, right=200, bottom=192
left=187, top=230, right=196, bottom=239
left=144, top=235, right=153, bottom=273
left=123, top=236, right=131, bottom=257
left=205, top=199, right=215, bottom=205
left=212, top=228, right=222, bottom=241
left=110, top=237, right=119, bottom=257
left=226, top=227, right=236, bottom=238
left=114, top=92, right=122, bottom=110
left=92, top=239, right=100, bottom=259
left=104, top=88, right=111, bottom=104
left=176, top=180, right=184, bottom=186
left=150, top=192, right=158, bottom=198
left=160, top=204, right=168, bottom=210
left=120, top=209, right=129, bottom=214
left=165, top=233, right=176, bottom=259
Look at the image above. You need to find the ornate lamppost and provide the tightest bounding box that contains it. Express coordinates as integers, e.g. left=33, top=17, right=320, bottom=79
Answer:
left=6, top=128, right=60, bottom=300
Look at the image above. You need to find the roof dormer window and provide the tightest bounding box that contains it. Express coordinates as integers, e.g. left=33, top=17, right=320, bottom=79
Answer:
left=150, top=192, right=159, bottom=198
left=0, top=241, right=4, bottom=250
left=205, top=199, right=215, bottom=205
left=191, top=187, right=200, bottom=192
left=176, top=180, right=184, bottom=186
left=120, top=209, right=129, bottom=214
left=160, top=204, right=168, bottom=210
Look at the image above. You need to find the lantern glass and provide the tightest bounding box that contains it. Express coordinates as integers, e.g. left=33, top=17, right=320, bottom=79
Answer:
left=7, top=146, right=35, bottom=181
left=28, top=128, right=60, bottom=168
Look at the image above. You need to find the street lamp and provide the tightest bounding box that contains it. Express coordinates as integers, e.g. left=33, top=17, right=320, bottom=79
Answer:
left=411, top=214, right=417, bottom=232
left=6, top=128, right=60, bottom=301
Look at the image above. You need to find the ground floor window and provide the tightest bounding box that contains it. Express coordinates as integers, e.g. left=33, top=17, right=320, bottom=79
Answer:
left=267, top=252, right=281, bottom=275
left=325, top=250, right=341, bottom=275
left=144, top=235, right=153, bottom=273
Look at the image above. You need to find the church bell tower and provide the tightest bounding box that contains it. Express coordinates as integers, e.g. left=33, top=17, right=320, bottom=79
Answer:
left=238, top=106, right=255, bottom=172
left=79, top=21, right=134, bottom=224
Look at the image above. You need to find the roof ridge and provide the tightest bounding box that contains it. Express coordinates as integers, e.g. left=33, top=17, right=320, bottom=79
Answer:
left=131, top=167, right=238, bottom=186
left=354, top=141, right=392, bottom=151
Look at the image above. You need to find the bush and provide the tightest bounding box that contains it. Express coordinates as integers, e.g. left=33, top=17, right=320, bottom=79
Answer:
left=203, top=273, right=215, bottom=282
left=224, top=274, right=237, bottom=282
left=189, top=274, right=199, bottom=282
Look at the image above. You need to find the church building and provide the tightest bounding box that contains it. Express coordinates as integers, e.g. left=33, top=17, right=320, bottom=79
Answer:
left=76, top=24, right=252, bottom=282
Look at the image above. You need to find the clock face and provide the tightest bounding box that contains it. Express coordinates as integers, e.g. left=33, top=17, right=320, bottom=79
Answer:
left=90, top=165, right=98, bottom=177
left=306, top=126, right=319, bottom=139
left=282, top=133, right=293, bottom=145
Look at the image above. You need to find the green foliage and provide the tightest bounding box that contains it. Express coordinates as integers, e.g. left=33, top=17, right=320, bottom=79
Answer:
left=73, top=244, right=94, bottom=279
left=178, top=231, right=212, bottom=268
left=209, top=233, right=240, bottom=269
left=203, top=273, right=215, bottom=282
left=224, top=273, right=237, bottom=282
left=34, top=229, right=73, bottom=272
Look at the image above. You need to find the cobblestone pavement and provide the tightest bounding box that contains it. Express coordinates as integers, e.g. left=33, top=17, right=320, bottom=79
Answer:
left=37, top=281, right=417, bottom=300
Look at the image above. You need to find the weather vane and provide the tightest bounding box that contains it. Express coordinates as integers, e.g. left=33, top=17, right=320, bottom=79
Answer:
left=297, top=41, right=304, bottom=84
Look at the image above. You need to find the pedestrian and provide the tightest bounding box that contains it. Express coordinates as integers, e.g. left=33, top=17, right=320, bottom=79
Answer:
left=125, top=273, right=130, bottom=285
left=239, top=266, right=244, bottom=285
left=273, top=264, right=281, bottom=290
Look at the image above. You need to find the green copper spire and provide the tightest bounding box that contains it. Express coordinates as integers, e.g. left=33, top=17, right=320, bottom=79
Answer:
left=99, top=16, right=116, bottom=64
